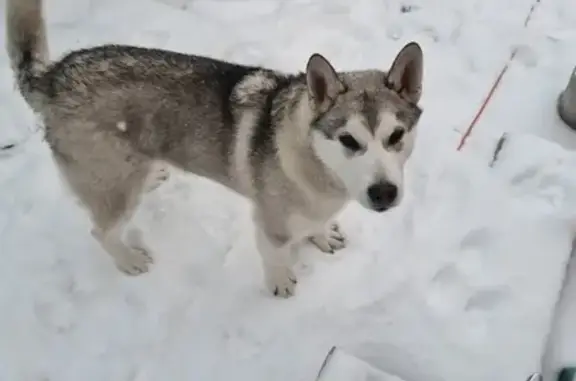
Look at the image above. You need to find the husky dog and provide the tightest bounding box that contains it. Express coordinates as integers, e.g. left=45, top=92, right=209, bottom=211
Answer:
left=6, top=0, right=423, bottom=298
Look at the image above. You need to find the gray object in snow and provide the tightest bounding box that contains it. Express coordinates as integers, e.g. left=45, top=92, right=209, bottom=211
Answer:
left=526, top=373, right=542, bottom=381
left=315, top=347, right=406, bottom=381
left=557, top=66, right=576, bottom=130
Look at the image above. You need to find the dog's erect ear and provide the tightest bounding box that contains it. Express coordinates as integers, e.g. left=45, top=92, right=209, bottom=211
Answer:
left=386, top=42, right=423, bottom=104
left=306, top=53, right=344, bottom=111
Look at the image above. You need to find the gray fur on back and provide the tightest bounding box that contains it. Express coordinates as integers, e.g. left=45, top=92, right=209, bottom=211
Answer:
left=38, top=45, right=298, bottom=192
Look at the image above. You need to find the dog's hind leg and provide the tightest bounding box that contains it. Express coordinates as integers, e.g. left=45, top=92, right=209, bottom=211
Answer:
left=54, top=152, right=154, bottom=275
left=90, top=201, right=153, bottom=276
left=88, top=168, right=154, bottom=275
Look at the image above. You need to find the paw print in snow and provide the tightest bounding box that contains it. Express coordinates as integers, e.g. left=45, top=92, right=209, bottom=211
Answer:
left=514, top=45, right=539, bottom=68
left=427, top=227, right=510, bottom=320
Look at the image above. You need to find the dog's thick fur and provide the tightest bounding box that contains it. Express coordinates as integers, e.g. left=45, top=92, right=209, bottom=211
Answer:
left=6, top=0, right=424, bottom=297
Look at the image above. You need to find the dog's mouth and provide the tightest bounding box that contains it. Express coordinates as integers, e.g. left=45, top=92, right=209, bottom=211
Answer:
left=371, top=202, right=400, bottom=213
left=358, top=199, right=397, bottom=213
left=373, top=205, right=390, bottom=213
left=368, top=196, right=402, bottom=213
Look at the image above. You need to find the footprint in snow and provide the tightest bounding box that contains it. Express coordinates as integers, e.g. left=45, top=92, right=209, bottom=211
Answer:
left=510, top=165, right=541, bottom=186
left=427, top=263, right=470, bottom=314
left=465, top=288, right=509, bottom=311
left=514, top=45, right=539, bottom=68
left=427, top=227, right=510, bottom=317
left=459, top=227, right=493, bottom=252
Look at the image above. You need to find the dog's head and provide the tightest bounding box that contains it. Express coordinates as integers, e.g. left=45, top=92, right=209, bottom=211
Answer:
left=305, top=42, right=423, bottom=212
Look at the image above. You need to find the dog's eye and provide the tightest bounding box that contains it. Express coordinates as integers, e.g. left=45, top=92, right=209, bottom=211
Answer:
left=338, top=134, right=361, bottom=151
left=387, top=128, right=405, bottom=146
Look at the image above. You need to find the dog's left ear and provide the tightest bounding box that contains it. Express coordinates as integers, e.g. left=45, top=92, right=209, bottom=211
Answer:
left=386, top=42, right=423, bottom=104
left=306, top=53, right=345, bottom=112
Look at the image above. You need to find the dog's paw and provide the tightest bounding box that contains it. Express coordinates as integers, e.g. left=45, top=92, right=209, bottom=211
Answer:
left=145, top=165, right=170, bottom=193
left=308, top=223, right=347, bottom=254
left=265, top=265, right=298, bottom=298
left=115, top=247, right=154, bottom=276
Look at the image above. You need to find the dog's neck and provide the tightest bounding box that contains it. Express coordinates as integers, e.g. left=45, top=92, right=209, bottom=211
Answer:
left=276, top=97, right=348, bottom=203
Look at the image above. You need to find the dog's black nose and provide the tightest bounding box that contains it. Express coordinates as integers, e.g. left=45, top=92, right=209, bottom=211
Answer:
left=367, top=182, right=398, bottom=212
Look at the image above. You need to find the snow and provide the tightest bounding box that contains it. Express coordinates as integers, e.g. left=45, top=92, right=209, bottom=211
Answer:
left=1, top=0, right=576, bottom=380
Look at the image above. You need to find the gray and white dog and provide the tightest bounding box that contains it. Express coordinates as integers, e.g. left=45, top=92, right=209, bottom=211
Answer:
left=6, top=0, right=424, bottom=298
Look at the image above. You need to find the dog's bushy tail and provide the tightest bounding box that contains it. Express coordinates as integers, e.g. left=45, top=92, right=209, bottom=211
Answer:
left=5, top=0, right=49, bottom=111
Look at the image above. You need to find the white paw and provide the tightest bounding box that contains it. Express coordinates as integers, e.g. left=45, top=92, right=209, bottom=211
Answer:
left=265, top=265, right=298, bottom=298
left=145, top=165, right=170, bottom=193
left=115, top=247, right=154, bottom=276
left=309, top=223, right=347, bottom=254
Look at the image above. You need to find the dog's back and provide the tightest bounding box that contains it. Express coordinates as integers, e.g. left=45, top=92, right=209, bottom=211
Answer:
left=6, top=0, right=268, bottom=186
left=45, top=45, right=268, bottom=185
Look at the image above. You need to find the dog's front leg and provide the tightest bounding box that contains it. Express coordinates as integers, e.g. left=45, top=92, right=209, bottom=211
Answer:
left=253, top=214, right=297, bottom=298
left=308, top=222, right=347, bottom=254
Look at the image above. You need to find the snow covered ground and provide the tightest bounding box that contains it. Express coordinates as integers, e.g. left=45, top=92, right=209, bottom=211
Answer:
left=1, top=0, right=576, bottom=380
